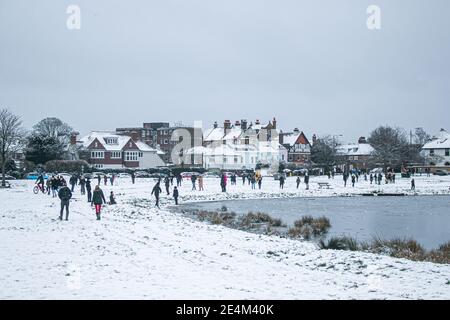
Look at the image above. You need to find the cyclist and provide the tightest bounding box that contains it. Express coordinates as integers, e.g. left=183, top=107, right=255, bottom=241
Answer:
left=36, top=174, right=45, bottom=193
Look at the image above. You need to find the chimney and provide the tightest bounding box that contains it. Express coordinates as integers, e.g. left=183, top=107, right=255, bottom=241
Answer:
left=272, top=117, right=277, bottom=129
left=235, top=120, right=241, bottom=127
left=241, top=119, right=248, bottom=131
left=312, top=134, right=317, bottom=144
left=224, top=120, right=231, bottom=135
left=358, top=136, right=367, bottom=144
left=255, top=119, right=260, bottom=125
left=70, top=132, right=79, bottom=145
left=213, top=121, right=218, bottom=129
left=130, top=131, right=139, bottom=142
left=293, top=128, right=300, bottom=134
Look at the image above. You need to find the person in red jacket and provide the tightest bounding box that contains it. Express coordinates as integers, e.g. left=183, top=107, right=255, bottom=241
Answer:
left=91, top=185, right=106, bottom=220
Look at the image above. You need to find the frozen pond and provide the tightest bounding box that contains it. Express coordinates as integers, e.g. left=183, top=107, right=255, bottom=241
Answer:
left=182, top=195, right=450, bottom=250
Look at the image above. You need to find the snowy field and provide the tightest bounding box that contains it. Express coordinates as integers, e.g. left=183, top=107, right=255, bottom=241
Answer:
left=1, top=175, right=450, bottom=299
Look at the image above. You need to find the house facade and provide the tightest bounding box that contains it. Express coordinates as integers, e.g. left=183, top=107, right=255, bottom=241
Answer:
left=336, top=137, right=375, bottom=171
left=193, top=118, right=283, bottom=171
left=78, top=132, right=165, bottom=169
left=421, top=129, right=450, bottom=168
left=279, top=129, right=311, bottom=165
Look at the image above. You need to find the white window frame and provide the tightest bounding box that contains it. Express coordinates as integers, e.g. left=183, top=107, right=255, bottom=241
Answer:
left=125, top=151, right=139, bottom=162
left=111, top=151, right=122, bottom=159
left=91, top=151, right=105, bottom=159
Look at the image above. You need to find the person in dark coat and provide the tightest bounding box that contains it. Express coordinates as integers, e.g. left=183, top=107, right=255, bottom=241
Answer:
left=258, top=176, right=262, bottom=189
left=304, top=174, right=310, bottom=190
left=351, top=175, right=356, bottom=187
left=86, top=178, right=92, bottom=202
left=191, top=175, right=197, bottom=190
left=370, top=173, right=374, bottom=184
left=279, top=175, right=285, bottom=189
left=104, top=175, right=108, bottom=186
left=109, top=191, right=117, bottom=205
left=79, top=176, right=86, bottom=195
left=131, top=172, right=136, bottom=184
left=151, top=181, right=162, bottom=208
left=97, top=174, right=101, bottom=185
left=296, top=176, right=301, bottom=189
left=58, top=184, right=72, bottom=221
left=69, top=175, right=77, bottom=192
left=343, top=172, right=348, bottom=187
left=173, top=186, right=179, bottom=205
left=164, top=177, right=170, bottom=195
left=242, top=175, right=246, bottom=185
left=91, top=185, right=106, bottom=220
left=411, top=178, right=415, bottom=190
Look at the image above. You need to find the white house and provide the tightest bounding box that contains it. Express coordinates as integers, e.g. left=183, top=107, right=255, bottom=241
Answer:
left=78, top=131, right=166, bottom=169
left=190, top=119, right=283, bottom=171
left=421, top=129, right=450, bottom=167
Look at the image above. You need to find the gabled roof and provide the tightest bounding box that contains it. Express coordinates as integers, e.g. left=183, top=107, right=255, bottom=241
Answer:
left=282, top=131, right=311, bottom=147
left=423, top=129, right=450, bottom=149
left=204, top=127, right=225, bottom=142
left=80, top=131, right=160, bottom=153
left=223, top=128, right=243, bottom=141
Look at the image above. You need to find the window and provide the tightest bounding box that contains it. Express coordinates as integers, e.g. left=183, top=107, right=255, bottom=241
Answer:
left=446, top=149, right=450, bottom=157
left=110, top=151, right=122, bottom=159
left=91, top=151, right=105, bottom=159
left=223, top=157, right=227, bottom=163
left=234, top=156, right=238, bottom=164
left=105, top=137, right=118, bottom=145
left=139, top=152, right=143, bottom=157
left=164, top=139, right=168, bottom=145
left=429, top=149, right=435, bottom=156
left=125, top=151, right=139, bottom=161
left=94, top=164, right=103, bottom=169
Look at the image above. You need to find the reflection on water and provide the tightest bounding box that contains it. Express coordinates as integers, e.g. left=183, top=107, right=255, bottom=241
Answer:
left=182, top=196, right=450, bottom=250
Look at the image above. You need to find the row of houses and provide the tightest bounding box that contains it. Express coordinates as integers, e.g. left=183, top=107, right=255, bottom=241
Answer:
left=62, top=118, right=313, bottom=171
left=12, top=117, right=450, bottom=172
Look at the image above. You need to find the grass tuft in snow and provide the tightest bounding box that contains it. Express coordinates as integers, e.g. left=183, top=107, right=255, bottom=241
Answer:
left=319, top=236, right=360, bottom=251
left=288, top=216, right=331, bottom=240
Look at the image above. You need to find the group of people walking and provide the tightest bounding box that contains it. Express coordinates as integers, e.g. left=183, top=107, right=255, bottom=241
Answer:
left=35, top=173, right=115, bottom=221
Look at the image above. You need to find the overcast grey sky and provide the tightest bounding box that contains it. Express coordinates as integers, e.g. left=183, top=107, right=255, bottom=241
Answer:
left=1, top=0, right=449, bottom=143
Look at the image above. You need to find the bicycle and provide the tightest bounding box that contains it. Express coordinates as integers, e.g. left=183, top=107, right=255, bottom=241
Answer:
left=33, top=184, right=48, bottom=194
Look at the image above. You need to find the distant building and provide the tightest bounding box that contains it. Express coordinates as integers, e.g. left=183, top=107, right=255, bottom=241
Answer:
left=77, top=131, right=165, bottom=169
left=194, top=118, right=283, bottom=171
left=116, top=122, right=169, bottom=147
left=336, top=137, right=375, bottom=171
left=279, top=128, right=312, bottom=165
left=421, top=129, right=450, bottom=167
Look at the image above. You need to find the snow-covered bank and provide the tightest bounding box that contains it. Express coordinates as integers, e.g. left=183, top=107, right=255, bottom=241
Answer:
left=0, top=176, right=449, bottom=299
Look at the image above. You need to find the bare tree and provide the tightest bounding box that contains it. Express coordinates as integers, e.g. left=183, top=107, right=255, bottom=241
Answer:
left=33, top=117, right=73, bottom=144
left=368, top=126, right=410, bottom=170
left=310, top=135, right=337, bottom=171
left=0, top=109, right=25, bottom=187
left=413, top=127, right=431, bottom=146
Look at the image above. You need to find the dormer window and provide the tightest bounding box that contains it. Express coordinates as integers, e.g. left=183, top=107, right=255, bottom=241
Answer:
left=105, top=137, right=119, bottom=145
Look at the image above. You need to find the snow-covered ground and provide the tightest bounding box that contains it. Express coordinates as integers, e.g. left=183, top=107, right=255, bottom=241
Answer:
left=1, top=175, right=449, bottom=299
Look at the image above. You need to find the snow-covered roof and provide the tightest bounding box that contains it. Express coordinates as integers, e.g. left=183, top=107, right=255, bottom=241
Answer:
left=204, top=127, right=225, bottom=142
left=80, top=131, right=160, bottom=153
left=223, top=128, right=243, bottom=141
left=282, top=133, right=301, bottom=146
left=423, top=129, right=450, bottom=150
left=337, top=143, right=374, bottom=156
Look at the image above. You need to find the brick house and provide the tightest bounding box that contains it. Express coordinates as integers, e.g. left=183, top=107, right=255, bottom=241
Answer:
left=336, top=137, right=375, bottom=171
left=279, top=128, right=312, bottom=165
left=78, top=132, right=165, bottom=169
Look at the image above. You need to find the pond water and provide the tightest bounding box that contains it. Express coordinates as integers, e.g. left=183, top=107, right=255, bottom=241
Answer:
left=180, top=196, right=450, bottom=250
